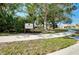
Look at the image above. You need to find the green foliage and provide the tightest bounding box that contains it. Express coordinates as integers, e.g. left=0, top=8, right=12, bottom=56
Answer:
left=0, top=3, right=77, bottom=33
left=0, top=4, right=25, bottom=33
left=14, top=17, right=25, bottom=33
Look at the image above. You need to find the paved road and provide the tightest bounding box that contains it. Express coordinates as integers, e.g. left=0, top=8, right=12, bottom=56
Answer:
left=47, top=43, right=79, bottom=55
left=0, top=31, right=75, bottom=43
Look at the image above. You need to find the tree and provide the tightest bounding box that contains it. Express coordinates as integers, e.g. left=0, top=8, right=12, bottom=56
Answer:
left=14, top=16, right=26, bottom=33
left=0, top=3, right=21, bottom=32
left=0, top=3, right=78, bottom=33
left=39, top=3, right=77, bottom=30
left=25, top=3, right=78, bottom=31
left=25, top=4, right=40, bottom=29
left=43, top=4, right=48, bottom=31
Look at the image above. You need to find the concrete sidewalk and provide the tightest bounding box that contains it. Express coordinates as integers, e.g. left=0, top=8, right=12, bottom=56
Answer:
left=47, top=43, right=79, bottom=55
left=0, top=31, right=75, bottom=43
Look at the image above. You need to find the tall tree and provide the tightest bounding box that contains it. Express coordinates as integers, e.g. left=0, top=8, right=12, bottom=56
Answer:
left=43, top=4, right=48, bottom=31
left=0, top=3, right=21, bottom=32
left=25, top=3, right=39, bottom=29
left=39, top=3, right=77, bottom=30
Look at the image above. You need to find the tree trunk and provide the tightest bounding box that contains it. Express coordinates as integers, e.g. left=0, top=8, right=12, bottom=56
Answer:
left=43, top=4, right=48, bottom=31
left=44, top=17, right=47, bottom=31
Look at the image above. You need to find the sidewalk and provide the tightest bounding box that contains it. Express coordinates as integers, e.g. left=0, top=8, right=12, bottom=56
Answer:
left=47, top=43, right=79, bottom=55
left=0, top=31, right=75, bottom=43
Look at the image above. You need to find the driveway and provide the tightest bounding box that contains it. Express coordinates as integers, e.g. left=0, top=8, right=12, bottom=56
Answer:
left=0, top=31, right=75, bottom=43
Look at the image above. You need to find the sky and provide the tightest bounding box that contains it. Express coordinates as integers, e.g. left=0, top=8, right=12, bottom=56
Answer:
left=16, top=12, right=27, bottom=17
left=16, top=3, right=79, bottom=25
left=67, top=3, right=79, bottom=25
left=71, top=8, right=79, bottom=24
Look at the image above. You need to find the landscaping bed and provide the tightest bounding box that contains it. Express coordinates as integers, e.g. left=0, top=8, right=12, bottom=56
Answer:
left=0, top=37, right=77, bottom=55
left=0, top=28, right=68, bottom=36
left=71, top=34, right=79, bottom=37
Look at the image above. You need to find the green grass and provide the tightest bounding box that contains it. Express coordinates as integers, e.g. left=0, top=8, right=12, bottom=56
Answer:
left=0, top=33, right=10, bottom=36
left=0, top=32, right=19, bottom=36
left=71, top=34, right=79, bottom=37
left=0, top=37, right=77, bottom=55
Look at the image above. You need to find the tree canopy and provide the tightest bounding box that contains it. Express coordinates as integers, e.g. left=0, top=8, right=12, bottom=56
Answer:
left=0, top=3, right=78, bottom=33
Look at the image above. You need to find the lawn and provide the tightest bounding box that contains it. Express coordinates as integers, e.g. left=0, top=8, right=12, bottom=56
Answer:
left=0, top=37, right=77, bottom=55
left=71, top=34, right=79, bottom=36
left=0, top=33, right=19, bottom=36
